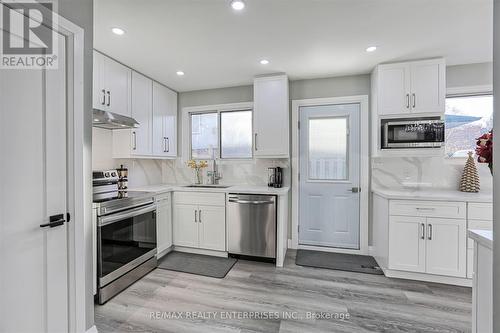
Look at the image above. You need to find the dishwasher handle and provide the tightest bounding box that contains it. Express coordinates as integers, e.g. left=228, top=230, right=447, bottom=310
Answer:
left=229, top=199, right=274, bottom=204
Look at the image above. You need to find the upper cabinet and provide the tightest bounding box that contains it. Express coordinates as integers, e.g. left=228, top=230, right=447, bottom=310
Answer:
left=253, top=75, right=289, bottom=158
left=374, top=58, right=445, bottom=116
left=130, top=71, right=153, bottom=156
left=92, top=51, right=131, bottom=117
left=94, top=50, right=178, bottom=159
left=152, top=82, right=177, bottom=157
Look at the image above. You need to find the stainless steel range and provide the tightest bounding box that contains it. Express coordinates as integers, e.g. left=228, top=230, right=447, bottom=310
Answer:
left=93, top=170, right=157, bottom=304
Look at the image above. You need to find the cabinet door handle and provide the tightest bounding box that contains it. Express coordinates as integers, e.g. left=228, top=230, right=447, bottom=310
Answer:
left=420, top=223, right=425, bottom=240
left=406, top=94, right=410, bottom=109
left=194, top=210, right=198, bottom=222
left=254, top=133, right=258, bottom=151
left=427, top=224, right=432, bottom=240
left=412, top=93, right=416, bottom=108
left=166, top=137, right=170, bottom=153
left=198, top=209, right=201, bottom=223
left=101, top=89, right=106, bottom=105
left=107, top=91, right=111, bottom=106
left=132, top=131, right=137, bottom=150
left=163, top=137, right=167, bottom=152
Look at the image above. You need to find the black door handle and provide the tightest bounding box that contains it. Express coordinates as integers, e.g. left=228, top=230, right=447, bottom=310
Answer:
left=40, top=214, right=66, bottom=228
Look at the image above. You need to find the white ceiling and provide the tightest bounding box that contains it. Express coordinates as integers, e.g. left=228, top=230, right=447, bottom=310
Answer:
left=94, top=0, right=493, bottom=92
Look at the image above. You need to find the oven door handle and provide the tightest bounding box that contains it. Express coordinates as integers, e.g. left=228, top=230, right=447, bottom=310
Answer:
left=98, top=204, right=156, bottom=227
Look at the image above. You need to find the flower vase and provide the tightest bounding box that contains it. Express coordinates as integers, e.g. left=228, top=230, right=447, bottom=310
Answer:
left=195, top=168, right=203, bottom=184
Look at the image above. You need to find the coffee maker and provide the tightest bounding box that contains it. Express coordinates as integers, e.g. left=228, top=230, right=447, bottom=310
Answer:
left=267, top=167, right=283, bottom=188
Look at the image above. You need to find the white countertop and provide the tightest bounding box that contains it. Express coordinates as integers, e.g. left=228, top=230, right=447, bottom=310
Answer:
left=130, top=183, right=290, bottom=196
left=372, top=187, right=492, bottom=203
left=468, top=229, right=493, bottom=250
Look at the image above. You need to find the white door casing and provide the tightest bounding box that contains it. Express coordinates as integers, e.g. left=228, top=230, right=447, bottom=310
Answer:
left=298, top=103, right=360, bottom=249
left=0, top=28, right=69, bottom=333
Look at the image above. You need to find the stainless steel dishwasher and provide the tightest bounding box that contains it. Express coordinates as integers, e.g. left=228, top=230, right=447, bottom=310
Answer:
left=227, top=194, right=277, bottom=259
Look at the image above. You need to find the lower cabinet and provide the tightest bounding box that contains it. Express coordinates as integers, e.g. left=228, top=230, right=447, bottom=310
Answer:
left=389, top=215, right=466, bottom=278
left=156, top=193, right=172, bottom=255
left=388, top=216, right=426, bottom=273
left=173, top=192, right=226, bottom=252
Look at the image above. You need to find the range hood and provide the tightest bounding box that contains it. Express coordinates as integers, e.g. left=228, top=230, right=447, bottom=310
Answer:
left=92, top=109, right=140, bottom=130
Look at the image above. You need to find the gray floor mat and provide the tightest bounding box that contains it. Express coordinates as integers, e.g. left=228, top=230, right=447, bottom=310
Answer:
left=295, top=249, right=384, bottom=275
left=157, top=251, right=237, bottom=278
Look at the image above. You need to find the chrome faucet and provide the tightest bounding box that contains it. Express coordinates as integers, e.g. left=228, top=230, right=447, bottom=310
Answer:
left=208, top=159, right=222, bottom=185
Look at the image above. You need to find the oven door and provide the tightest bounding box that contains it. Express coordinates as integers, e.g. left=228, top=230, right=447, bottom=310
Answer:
left=383, top=120, right=445, bottom=149
left=97, top=204, right=157, bottom=287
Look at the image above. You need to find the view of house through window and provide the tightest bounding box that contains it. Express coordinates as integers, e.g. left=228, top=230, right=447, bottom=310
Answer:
left=191, top=110, right=253, bottom=159
left=445, top=94, right=493, bottom=158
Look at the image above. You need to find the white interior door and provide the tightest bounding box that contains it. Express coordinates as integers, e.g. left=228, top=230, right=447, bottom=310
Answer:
left=0, top=24, right=69, bottom=333
left=299, top=103, right=360, bottom=249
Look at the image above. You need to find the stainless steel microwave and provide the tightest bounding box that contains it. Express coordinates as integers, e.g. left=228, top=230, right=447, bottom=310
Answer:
left=381, top=118, right=445, bottom=149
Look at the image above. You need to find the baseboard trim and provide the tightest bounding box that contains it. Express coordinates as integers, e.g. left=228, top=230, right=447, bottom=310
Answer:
left=86, top=325, right=98, bottom=333
left=383, top=268, right=472, bottom=287
left=174, top=246, right=228, bottom=258
left=156, top=246, right=173, bottom=260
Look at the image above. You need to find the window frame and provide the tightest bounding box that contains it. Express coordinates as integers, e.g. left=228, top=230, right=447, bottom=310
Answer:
left=186, top=104, right=254, bottom=161
left=444, top=85, right=493, bottom=161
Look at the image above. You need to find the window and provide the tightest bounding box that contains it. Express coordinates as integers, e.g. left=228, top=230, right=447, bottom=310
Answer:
left=445, top=94, right=493, bottom=158
left=191, top=112, right=218, bottom=159
left=308, top=117, right=348, bottom=180
left=190, top=109, right=253, bottom=159
left=220, top=110, right=253, bottom=159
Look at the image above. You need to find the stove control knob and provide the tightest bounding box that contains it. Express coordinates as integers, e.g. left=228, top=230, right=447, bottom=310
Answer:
left=104, top=172, right=110, bottom=177
left=111, top=172, right=117, bottom=177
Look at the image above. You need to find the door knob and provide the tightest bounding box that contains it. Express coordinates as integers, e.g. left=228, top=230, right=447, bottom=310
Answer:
left=348, top=187, right=360, bottom=193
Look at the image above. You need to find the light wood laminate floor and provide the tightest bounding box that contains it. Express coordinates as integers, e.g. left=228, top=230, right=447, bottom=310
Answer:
left=95, top=250, right=472, bottom=333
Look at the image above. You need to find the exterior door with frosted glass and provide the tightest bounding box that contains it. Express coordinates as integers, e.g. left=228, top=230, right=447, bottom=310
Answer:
left=299, top=103, right=360, bottom=249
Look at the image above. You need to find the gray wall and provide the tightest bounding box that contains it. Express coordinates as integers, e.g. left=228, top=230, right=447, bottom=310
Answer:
left=446, top=62, right=493, bottom=88
left=58, top=0, right=94, bottom=330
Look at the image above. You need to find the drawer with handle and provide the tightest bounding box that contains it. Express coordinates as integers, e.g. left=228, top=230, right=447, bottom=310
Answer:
left=389, top=200, right=466, bottom=219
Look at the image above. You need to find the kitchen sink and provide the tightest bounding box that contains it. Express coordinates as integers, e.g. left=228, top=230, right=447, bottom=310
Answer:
left=184, top=184, right=231, bottom=188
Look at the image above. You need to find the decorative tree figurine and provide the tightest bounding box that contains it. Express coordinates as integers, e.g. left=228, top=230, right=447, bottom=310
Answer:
left=460, top=152, right=480, bottom=193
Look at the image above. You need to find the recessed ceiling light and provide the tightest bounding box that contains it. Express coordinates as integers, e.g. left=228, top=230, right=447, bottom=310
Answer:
left=111, top=27, right=125, bottom=35
left=260, top=59, right=269, bottom=65
left=230, top=0, right=245, bottom=11
left=366, top=46, right=377, bottom=52
left=176, top=71, right=185, bottom=76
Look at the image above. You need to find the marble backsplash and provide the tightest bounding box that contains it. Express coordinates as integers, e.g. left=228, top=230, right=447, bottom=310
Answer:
left=372, top=156, right=493, bottom=192
left=161, top=159, right=290, bottom=186
left=93, top=128, right=289, bottom=188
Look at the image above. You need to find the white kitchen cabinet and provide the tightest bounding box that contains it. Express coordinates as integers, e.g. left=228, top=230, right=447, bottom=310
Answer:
left=152, top=82, right=177, bottom=158
left=112, top=71, right=153, bottom=157
left=92, top=50, right=131, bottom=117
left=425, top=218, right=466, bottom=277
left=173, top=204, right=199, bottom=248
left=173, top=192, right=226, bottom=252
left=409, top=60, right=445, bottom=114
left=156, top=193, right=172, bottom=257
left=374, top=58, right=445, bottom=116
left=253, top=75, right=289, bottom=158
left=377, top=63, right=411, bottom=115
left=388, top=215, right=426, bottom=273
left=131, top=72, right=153, bottom=155
left=198, top=205, right=226, bottom=251
left=467, top=202, right=493, bottom=278
left=389, top=215, right=466, bottom=277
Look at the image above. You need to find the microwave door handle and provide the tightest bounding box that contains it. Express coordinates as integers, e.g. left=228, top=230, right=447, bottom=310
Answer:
left=383, top=123, right=389, bottom=148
